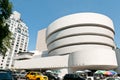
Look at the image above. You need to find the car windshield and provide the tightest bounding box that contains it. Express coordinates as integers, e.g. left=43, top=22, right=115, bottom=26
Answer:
left=37, top=72, right=43, bottom=75
left=21, top=72, right=26, bottom=74
left=31, top=72, right=42, bottom=75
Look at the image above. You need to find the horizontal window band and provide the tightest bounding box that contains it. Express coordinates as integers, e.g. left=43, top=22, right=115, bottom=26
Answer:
left=47, top=23, right=115, bottom=39
left=47, top=33, right=114, bottom=46
left=48, top=42, right=114, bottom=54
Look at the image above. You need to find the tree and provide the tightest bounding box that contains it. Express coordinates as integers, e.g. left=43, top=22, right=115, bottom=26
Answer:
left=0, top=0, right=12, bottom=56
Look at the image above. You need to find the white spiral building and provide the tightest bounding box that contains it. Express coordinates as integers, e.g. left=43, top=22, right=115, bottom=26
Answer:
left=14, top=12, right=118, bottom=75
left=46, top=12, right=118, bottom=71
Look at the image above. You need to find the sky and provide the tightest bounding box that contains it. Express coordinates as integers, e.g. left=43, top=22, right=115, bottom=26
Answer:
left=9, top=0, right=120, bottom=51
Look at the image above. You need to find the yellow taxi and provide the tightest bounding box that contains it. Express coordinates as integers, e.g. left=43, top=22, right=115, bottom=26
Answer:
left=25, top=71, right=48, bottom=80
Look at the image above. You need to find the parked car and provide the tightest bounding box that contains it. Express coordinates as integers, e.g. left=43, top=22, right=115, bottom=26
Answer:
left=12, top=71, right=20, bottom=79
left=19, top=71, right=27, bottom=79
left=0, top=70, right=15, bottom=80
left=106, top=77, right=120, bottom=80
left=45, top=72, right=60, bottom=80
left=76, top=71, right=87, bottom=79
left=63, top=73, right=85, bottom=80
left=25, top=71, right=48, bottom=80
left=93, top=73, right=105, bottom=80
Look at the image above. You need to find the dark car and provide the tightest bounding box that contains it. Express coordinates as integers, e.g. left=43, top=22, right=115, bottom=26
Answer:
left=93, top=73, right=104, bottom=80
left=63, top=73, right=85, bottom=80
left=0, top=69, right=16, bottom=80
left=0, top=71, right=14, bottom=80
left=12, top=71, right=20, bottom=79
left=45, top=72, right=60, bottom=80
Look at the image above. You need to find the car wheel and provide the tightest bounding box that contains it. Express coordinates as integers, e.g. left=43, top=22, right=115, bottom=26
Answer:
left=26, top=77, right=29, bottom=80
left=36, top=78, right=40, bottom=80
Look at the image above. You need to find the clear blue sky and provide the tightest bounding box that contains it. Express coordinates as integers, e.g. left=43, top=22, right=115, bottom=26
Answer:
left=10, top=0, right=120, bottom=51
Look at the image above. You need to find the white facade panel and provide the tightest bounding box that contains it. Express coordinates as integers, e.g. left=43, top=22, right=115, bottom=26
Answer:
left=48, top=35, right=114, bottom=52
left=36, top=29, right=47, bottom=51
left=47, top=26, right=114, bottom=45
left=15, top=55, right=68, bottom=69
left=69, top=49, right=117, bottom=70
left=46, top=13, right=114, bottom=37
left=48, top=45, right=113, bottom=55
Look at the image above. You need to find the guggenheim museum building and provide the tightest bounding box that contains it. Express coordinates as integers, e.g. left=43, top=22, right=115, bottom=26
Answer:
left=14, top=12, right=120, bottom=77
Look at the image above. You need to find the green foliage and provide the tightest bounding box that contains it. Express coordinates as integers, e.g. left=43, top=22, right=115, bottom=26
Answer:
left=0, top=0, right=12, bottom=56
left=0, top=0, right=12, bottom=19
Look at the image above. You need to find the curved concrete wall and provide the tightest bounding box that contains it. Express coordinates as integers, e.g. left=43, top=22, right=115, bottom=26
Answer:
left=46, top=13, right=114, bottom=38
left=69, top=49, right=117, bottom=70
left=46, top=12, right=117, bottom=70
left=47, top=26, right=114, bottom=45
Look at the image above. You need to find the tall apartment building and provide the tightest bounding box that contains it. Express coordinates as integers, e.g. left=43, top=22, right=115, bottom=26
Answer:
left=0, top=11, right=29, bottom=69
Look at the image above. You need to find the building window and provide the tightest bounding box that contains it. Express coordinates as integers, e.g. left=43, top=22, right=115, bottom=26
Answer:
left=6, top=64, right=9, bottom=67
left=17, top=27, right=21, bottom=33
